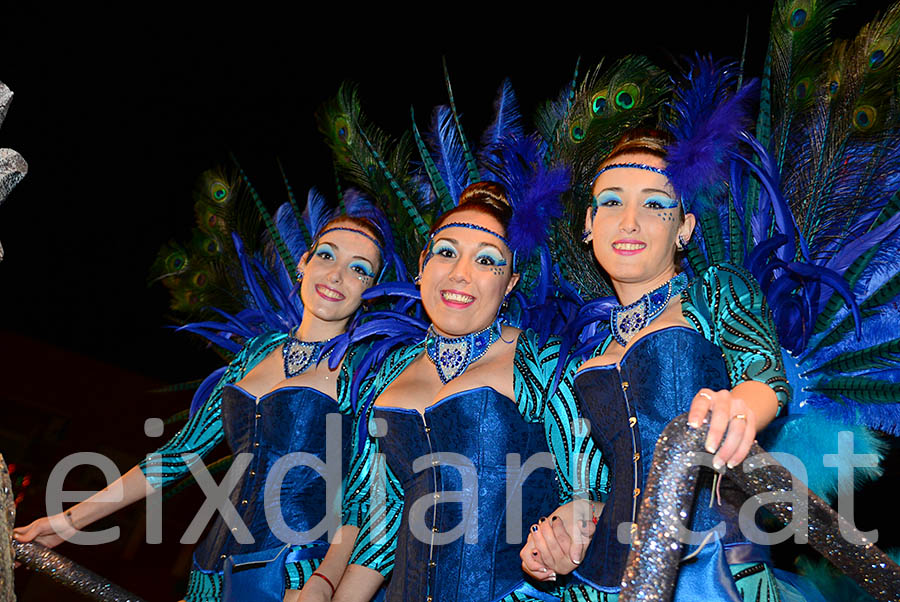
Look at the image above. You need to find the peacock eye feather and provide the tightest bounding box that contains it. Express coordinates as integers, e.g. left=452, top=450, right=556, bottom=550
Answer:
left=333, top=116, right=351, bottom=144
left=209, top=180, right=229, bottom=203
left=614, top=83, right=640, bottom=110
left=570, top=122, right=585, bottom=142
left=854, top=105, right=877, bottom=131
left=591, top=94, right=607, bottom=115
left=793, top=77, right=812, bottom=100
left=829, top=81, right=839, bottom=95
left=869, top=49, right=886, bottom=69
left=192, top=272, right=209, bottom=287
left=790, top=8, right=808, bottom=29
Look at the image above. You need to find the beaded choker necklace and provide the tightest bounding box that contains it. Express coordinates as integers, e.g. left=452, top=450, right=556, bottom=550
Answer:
left=610, top=273, right=689, bottom=347
left=425, top=319, right=502, bottom=384
left=282, top=330, right=335, bottom=378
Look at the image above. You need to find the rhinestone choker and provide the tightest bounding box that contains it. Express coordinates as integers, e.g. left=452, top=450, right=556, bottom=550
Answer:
left=282, top=330, right=335, bottom=378
left=425, top=319, right=502, bottom=384
left=610, top=273, right=689, bottom=347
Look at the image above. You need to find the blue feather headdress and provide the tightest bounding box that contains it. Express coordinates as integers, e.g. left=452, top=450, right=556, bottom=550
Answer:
left=662, top=56, right=759, bottom=213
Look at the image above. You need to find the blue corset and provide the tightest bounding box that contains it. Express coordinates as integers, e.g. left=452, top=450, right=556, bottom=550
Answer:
left=574, top=327, right=751, bottom=590
left=194, top=385, right=352, bottom=572
left=373, top=387, right=557, bottom=602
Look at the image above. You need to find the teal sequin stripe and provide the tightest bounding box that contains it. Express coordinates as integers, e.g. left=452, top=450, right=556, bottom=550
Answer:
left=284, top=556, right=323, bottom=590
left=681, top=264, right=791, bottom=414
left=184, top=570, right=222, bottom=602
left=139, top=331, right=287, bottom=488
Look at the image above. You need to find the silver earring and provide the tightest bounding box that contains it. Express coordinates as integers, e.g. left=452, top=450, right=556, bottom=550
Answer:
left=581, top=230, right=592, bottom=243
left=414, top=273, right=422, bottom=285
left=676, top=235, right=686, bottom=251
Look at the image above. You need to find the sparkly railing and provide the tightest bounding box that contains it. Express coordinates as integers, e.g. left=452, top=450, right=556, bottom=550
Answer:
left=619, top=413, right=900, bottom=602
left=1, top=454, right=144, bottom=602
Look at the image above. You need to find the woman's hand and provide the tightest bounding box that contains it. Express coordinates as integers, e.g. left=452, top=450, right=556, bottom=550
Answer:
left=687, top=388, right=757, bottom=470
left=13, top=514, right=73, bottom=549
left=520, top=499, right=597, bottom=581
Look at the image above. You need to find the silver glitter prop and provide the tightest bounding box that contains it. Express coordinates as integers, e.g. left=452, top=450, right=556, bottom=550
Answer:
left=1, top=454, right=15, bottom=602
left=13, top=540, right=145, bottom=602
left=0, top=82, right=29, bottom=264
left=619, top=413, right=900, bottom=602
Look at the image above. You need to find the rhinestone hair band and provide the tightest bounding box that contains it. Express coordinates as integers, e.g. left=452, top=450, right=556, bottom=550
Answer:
left=591, top=162, right=670, bottom=184
left=311, top=226, right=387, bottom=282
left=423, top=221, right=517, bottom=270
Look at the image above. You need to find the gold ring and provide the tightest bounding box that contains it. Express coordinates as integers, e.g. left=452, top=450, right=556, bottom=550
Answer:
left=698, top=392, right=712, bottom=400
left=733, top=414, right=747, bottom=421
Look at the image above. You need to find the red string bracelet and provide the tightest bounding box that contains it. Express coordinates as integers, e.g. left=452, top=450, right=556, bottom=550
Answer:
left=310, top=572, right=335, bottom=596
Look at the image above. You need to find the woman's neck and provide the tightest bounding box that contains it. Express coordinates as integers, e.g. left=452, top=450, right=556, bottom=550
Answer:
left=612, top=268, right=677, bottom=306
left=296, top=312, right=349, bottom=342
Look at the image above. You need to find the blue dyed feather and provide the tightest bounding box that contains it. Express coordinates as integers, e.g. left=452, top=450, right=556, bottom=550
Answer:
left=427, top=105, right=471, bottom=204
left=479, top=78, right=524, bottom=154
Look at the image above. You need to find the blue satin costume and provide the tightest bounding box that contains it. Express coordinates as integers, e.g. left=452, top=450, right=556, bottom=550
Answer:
left=139, top=332, right=361, bottom=601
left=561, top=265, right=820, bottom=602
left=346, top=329, right=599, bottom=602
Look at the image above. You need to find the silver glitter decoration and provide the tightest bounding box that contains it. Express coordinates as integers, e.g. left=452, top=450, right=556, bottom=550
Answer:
left=1, top=454, right=15, bottom=602
left=619, top=413, right=900, bottom=602
left=0, top=82, right=29, bottom=264
left=13, top=541, right=145, bottom=601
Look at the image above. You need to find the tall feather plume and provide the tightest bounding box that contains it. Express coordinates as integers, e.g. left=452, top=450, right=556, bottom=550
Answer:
left=479, top=78, right=524, bottom=157
left=317, top=83, right=429, bottom=274
left=663, top=56, right=759, bottom=214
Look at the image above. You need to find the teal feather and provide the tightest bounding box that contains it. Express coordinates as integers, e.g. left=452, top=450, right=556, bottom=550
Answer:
left=761, top=413, right=886, bottom=502
left=814, top=191, right=900, bottom=334
left=807, top=337, right=900, bottom=375
left=411, top=105, right=454, bottom=212
left=277, top=158, right=309, bottom=248
left=698, top=207, right=727, bottom=265
left=811, top=376, right=900, bottom=403
left=442, top=58, right=480, bottom=185
left=357, top=126, right=430, bottom=240
left=231, top=156, right=295, bottom=278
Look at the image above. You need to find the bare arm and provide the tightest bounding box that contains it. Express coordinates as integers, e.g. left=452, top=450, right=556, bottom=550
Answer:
left=13, top=465, right=155, bottom=547
left=289, top=525, right=360, bottom=602
left=332, top=564, right=384, bottom=602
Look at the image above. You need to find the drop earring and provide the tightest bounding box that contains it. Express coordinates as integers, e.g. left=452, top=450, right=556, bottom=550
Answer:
left=414, top=273, right=422, bottom=285
left=676, top=235, right=686, bottom=251
left=582, top=229, right=592, bottom=243
left=296, top=270, right=304, bottom=283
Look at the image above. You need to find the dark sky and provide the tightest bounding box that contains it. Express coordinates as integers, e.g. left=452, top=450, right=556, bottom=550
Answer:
left=0, top=2, right=889, bottom=384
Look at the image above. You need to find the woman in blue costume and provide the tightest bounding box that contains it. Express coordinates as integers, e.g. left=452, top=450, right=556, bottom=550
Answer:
left=14, top=213, right=390, bottom=602
left=521, top=130, right=822, bottom=602
left=321, top=181, right=591, bottom=602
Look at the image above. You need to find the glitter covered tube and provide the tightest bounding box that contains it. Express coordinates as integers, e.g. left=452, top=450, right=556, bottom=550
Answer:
left=13, top=540, right=145, bottom=602
left=619, top=413, right=900, bottom=602
left=1, top=454, right=15, bottom=602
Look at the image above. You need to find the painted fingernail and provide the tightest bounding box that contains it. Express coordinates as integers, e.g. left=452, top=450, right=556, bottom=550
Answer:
left=727, top=460, right=738, bottom=469
left=531, top=550, right=538, bottom=557
left=688, top=420, right=698, bottom=428
left=572, top=558, right=581, bottom=565
left=548, top=573, right=557, bottom=581
left=539, top=567, right=547, bottom=573
left=531, top=524, right=538, bottom=532
left=538, top=516, right=547, bottom=523
left=712, top=458, right=724, bottom=471
left=705, top=438, right=716, bottom=454
left=551, top=516, right=560, bottom=523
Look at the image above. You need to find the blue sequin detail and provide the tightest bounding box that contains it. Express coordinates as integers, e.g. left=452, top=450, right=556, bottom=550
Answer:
left=591, top=162, right=669, bottom=184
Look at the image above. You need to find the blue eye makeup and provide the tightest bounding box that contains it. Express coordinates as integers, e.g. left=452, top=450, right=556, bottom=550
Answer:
left=475, top=248, right=507, bottom=267
left=643, top=195, right=679, bottom=210
left=593, top=191, right=623, bottom=208
left=314, top=243, right=335, bottom=260
left=431, top=241, right=458, bottom=259
left=350, top=260, right=376, bottom=279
